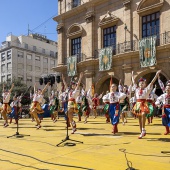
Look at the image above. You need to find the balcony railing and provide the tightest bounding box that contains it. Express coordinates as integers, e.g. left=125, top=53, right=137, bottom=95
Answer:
left=64, top=53, right=86, bottom=65
left=95, top=31, right=170, bottom=59
left=67, top=0, right=81, bottom=11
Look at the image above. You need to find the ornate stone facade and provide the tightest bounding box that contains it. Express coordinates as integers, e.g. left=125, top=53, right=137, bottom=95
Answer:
left=53, top=0, right=170, bottom=95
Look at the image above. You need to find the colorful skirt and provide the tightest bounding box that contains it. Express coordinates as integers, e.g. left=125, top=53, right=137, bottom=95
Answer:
left=0, top=103, right=12, bottom=114
left=132, top=99, right=149, bottom=116
left=146, top=101, right=154, bottom=118
left=109, top=103, right=120, bottom=125
left=77, top=103, right=83, bottom=116
left=30, top=102, right=44, bottom=114
left=103, top=103, right=109, bottom=115
left=162, top=105, right=170, bottom=127
left=120, top=103, right=129, bottom=113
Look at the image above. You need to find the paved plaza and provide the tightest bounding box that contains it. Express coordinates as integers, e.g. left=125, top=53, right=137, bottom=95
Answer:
left=0, top=116, right=169, bottom=170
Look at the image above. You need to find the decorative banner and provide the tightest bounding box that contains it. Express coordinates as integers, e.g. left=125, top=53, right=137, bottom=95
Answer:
left=99, top=47, right=112, bottom=71
left=139, top=35, right=157, bottom=68
left=67, top=55, right=77, bottom=77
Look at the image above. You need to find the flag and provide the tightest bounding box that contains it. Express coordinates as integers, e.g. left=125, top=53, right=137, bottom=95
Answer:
left=139, top=35, right=157, bottom=68
left=67, top=55, right=77, bottom=77
left=99, top=46, right=112, bottom=71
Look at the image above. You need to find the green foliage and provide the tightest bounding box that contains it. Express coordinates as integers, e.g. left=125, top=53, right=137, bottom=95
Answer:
left=0, top=79, right=31, bottom=105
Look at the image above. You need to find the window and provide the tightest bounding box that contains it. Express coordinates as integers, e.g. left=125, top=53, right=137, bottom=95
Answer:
left=25, top=43, right=28, bottom=49
left=7, top=74, right=11, bottom=81
left=18, top=51, right=24, bottom=58
left=33, top=46, right=36, bottom=51
left=18, top=76, right=23, bottom=81
left=1, top=53, right=5, bottom=61
left=43, top=58, right=48, bottom=63
left=7, top=50, right=11, bottom=59
left=42, top=48, right=45, bottom=54
left=50, top=51, right=54, bottom=57
left=27, top=76, right=32, bottom=82
left=51, top=60, right=55, bottom=65
left=27, top=54, right=32, bottom=60
left=7, top=62, right=11, bottom=71
left=142, top=12, right=160, bottom=38
left=103, top=26, right=116, bottom=48
left=35, top=56, right=40, bottom=61
left=1, top=64, right=5, bottom=72
left=71, top=37, right=81, bottom=55
left=1, top=76, right=5, bottom=82
left=27, top=65, right=32, bottom=71
left=35, top=66, right=40, bottom=71
left=72, top=0, right=81, bottom=8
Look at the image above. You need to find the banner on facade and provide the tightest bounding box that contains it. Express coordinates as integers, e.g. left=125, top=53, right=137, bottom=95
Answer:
left=99, top=47, right=112, bottom=71
left=67, top=55, right=77, bottom=77
left=139, top=35, right=157, bottom=68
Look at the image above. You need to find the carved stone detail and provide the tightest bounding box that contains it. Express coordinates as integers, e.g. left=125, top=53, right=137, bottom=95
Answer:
left=57, top=23, right=64, bottom=34
left=85, top=11, right=95, bottom=23
left=98, top=11, right=119, bottom=27
left=123, top=0, right=131, bottom=10
left=67, top=23, right=83, bottom=38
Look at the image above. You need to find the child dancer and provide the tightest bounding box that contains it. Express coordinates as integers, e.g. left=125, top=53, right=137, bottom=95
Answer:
left=30, top=82, right=50, bottom=129
left=146, top=85, right=158, bottom=124
left=92, top=92, right=103, bottom=119
left=132, top=70, right=161, bottom=139
left=76, top=90, right=83, bottom=122
left=118, top=80, right=132, bottom=125
left=0, top=83, right=14, bottom=127
left=155, top=80, right=170, bottom=135
left=61, top=73, right=84, bottom=134
left=103, top=83, right=126, bottom=134
left=102, top=91, right=110, bottom=123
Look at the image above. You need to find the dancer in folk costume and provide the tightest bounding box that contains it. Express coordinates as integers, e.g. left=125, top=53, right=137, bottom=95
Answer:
left=30, top=82, right=50, bottom=129
left=158, top=75, right=166, bottom=93
left=155, top=80, right=170, bottom=135
left=30, top=90, right=35, bottom=122
left=61, top=72, right=84, bottom=134
left=81, top=87, right=92, bottom=124
left=0, top=83, right=14, bottom=127
left=92, top=92, right=103, bottom=119
left=102, top=91, right=110, bottom=123
left=146, top=85, right=158, bottom=124
left=103, top=83, right=126, bottom=134
left=130, top=96, right=137, bottom=119
left=76, top=90, right=83, bottom=122
left=49, top=91, right=59, bottom=123
left=118, top=79, right=132, bottom=125
left=9, top=94, right=22, bottom=124
left=132, top=70, right=161, bottom=139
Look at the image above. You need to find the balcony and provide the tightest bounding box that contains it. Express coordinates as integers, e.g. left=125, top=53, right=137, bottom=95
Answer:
left=64, top=53, right=86, bottom=65
left=95, top=31, right=170, bottom=59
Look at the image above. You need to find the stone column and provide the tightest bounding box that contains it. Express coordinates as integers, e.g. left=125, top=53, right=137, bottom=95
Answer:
left=84, top=70, right=94, bottom=91
left=85, top=9, right=95, bottom=60
left=57, top=23, right=64, bottom=65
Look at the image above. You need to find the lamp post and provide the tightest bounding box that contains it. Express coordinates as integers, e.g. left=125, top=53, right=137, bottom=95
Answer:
left=124, top=24, right=127, bottom=49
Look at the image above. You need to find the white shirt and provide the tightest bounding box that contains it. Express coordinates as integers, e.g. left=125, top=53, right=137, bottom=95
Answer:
left=33, top=93, right=43, bottom=103
left=10, top=100, right=21, bottom=107
left=155, top=93, right=170, bottom=105
left=76, top=96, right=82, bottom=103
left=2, top=92, right=11, bottom=103
left=102, top=91, right=126, bottom=103
left=133, top=84, right=152, bottom=100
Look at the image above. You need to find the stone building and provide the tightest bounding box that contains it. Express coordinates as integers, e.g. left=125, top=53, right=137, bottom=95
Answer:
left=0, top=33, right=58, bottom=87
left=53, top=0, right=170, bottom=96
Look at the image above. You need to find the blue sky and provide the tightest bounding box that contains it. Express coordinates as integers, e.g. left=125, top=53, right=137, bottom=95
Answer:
left=0, top=0, right=58, bottom=43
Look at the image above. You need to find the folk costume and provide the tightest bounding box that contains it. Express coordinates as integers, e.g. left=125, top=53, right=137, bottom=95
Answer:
left=92, top=93, right=103, bottom=119
left=76, top=93, right=83, bottom=121
left=103, top=91, right=126, bottom=134
left=146, top=86, right=158, bottom=124
left=118, top=84, right=132, bottom=125
left=0, top=84, right=14, bottom=127
left=102, top=93, right=110, bottom=123
left=155, top=81, right=170, bottom=135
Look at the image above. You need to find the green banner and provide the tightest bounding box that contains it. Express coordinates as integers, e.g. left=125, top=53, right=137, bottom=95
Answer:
left=139, top=35, right=157, bottom=68
left=99, top=47, right=112, bottom=71
left=67, top=55, right=77, bottom=77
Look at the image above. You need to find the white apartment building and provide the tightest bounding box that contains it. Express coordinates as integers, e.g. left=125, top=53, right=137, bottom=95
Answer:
left=0, top=33, right=58, bottom=87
